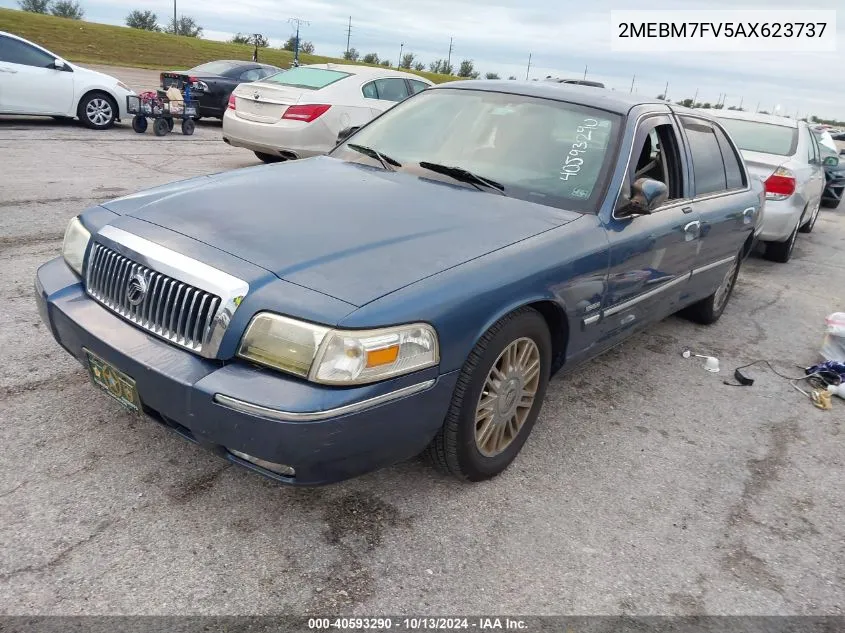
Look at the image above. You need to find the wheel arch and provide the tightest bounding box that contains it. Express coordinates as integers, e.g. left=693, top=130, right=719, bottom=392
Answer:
left=469, top=296, right=570, bottom=377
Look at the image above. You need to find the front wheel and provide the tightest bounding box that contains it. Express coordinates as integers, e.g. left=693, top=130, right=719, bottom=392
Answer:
left=426, top=308, right=551, bottom=482
left=682, top=251, right=741, bottom=325
left=153, top=118, right=170, bottom=136
left=77, top=92, right=117, bottom=130
left=181, top=119, right=195, bottom=135
left=131, top=115, right=147, bottom=133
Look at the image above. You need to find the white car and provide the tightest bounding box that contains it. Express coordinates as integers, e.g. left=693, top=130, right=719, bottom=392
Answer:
left=702, top=109, right=826, bottom=263
left=0, top=30, right=134, bottom=129
left=223, top=63, right=433, bottom=163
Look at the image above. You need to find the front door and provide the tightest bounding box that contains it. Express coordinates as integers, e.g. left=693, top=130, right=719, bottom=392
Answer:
left=598, top=115, right=699, bottom=347
left=0, top=35, right=74, bottom=115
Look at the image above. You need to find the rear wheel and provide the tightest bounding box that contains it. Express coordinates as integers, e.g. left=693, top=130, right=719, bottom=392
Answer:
left=763, top=222, right=799, bottom=263
left=682, top=251, right=741, bottom=325
left=131, top=115, right=147, bottom=133
left=254, top=151, right=283, bottom=163
left=153, top=118, right=170, bottom=136
left=181, top=119, right=195, bottom=135
left=426, top=308, right=551, bottom=482
left=799, top=201, right=820, bottom=233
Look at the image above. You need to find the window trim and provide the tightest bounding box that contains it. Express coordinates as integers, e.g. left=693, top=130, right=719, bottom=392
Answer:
left=711, top=121, right=748, bottom=191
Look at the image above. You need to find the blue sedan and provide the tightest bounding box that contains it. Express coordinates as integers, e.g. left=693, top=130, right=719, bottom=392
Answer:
left=35, top=81, right=764, bottom=485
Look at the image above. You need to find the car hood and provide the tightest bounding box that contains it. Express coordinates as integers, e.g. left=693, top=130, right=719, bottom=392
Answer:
left=100, top=157, right=581, bottom=306
left=69, top=63, right=124, bottom=86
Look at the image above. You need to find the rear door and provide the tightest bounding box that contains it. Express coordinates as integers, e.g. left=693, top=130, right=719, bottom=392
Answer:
left=362, top=78, right=410, bottom=116
left=0, top=35, right=74, bottom=115
left=600, top=114, right=700, bottom=342
left=676, top=115, right=758, bottom=293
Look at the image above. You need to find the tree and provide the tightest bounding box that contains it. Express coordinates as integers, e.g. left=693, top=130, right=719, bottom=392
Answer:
left=283, top=37, right=314, bottom=54
left=167, top=15, right=203, bottom=37
left=18, top=0, right=50, bottom=13
left=428, top=59, right=453, bottom=75
left=362, top=52, right=380, bottom=64
left=701, top=102, right=712, bottom=109
left=50, top=0, right=84, bottom=19
left=656, top=94, right=665, bottom=100
left=400, top=52, right=415, bottom=69
left=508, top=75, right=517, bottom=80
left=712, top=103, right=725, bottom=109
left=380, top=59, right=391, bottom=67
left=457, top=59, right=475, bottom=78
left=300, top=41, right=315, bottom=54
left=343, top=48, right=360, bottom=61
left=126, top=9, right=159, bottom=31
left=727, top=105, right=744, bottom=111
left=230, top=33, right=268, bottom=47
left=678, top=98, right=693, bottom=107
left=759, top=110, right=770, bottom=114
left=485, top=72, right=500, bottom=80
left=413, top=62, right=425, bottom=71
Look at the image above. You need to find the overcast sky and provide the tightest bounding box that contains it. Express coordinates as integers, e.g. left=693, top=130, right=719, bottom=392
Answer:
left=3, top=0, right=843, bottom=120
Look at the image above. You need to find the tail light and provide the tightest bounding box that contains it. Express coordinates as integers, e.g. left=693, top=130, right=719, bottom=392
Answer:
left=764, top=167, right=796, bottom=200
left=282, top=104, right=331, bottom=123
left=228, top=94, right=236, bottom=110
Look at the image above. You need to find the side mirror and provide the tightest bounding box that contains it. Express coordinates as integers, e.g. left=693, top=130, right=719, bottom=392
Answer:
left=839, top=149, right=845, bottom=156
left=53, top=58, right=68, bottom=71
left=336, top=126, right=360, bottom=145
left=617, top=178, right=669, bottom=217
left=823, top=155, right=840, bottom=167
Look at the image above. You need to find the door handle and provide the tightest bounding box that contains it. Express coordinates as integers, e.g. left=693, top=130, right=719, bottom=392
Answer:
left=681, top=206, right=694, bottom=214
left=742, top=207, right=756, bottom=225
left=0, top=67, right=17, bottom=74
left=683, top=220, right=701, bottom=241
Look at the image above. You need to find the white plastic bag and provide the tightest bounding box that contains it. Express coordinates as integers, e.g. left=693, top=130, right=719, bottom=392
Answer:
left=820, top=312, right=845, bottom=361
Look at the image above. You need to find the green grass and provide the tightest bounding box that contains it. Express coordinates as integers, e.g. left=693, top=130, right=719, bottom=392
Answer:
left=0, top=8, right=457, bottom=84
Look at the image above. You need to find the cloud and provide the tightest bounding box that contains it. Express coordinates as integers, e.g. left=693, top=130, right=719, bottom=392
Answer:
left=2, top=0, right=843, bottom=119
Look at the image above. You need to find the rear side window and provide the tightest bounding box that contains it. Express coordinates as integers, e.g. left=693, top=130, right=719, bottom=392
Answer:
left=0, top=35, right=54, bottom=67
left=714, top=117, right=798, bottom=156
left=239, top=69, right=262, bottom=82
left=713, top=125, right=747, bottom=189
left=409, top=79, right=429, bottom=94
left=373, top=78, right=410, bottom=102
left=262, top=67, right=350, bottom=90
left=680, top=117, right=727, bottom=196
left=362, top=81, right=378, bottom=99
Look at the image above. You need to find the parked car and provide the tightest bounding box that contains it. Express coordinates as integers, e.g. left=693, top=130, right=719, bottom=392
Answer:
left=223, top=63, right=434, bottom=163
left=702, top=109, right=827, bottom=262
left=160, top=60, right=283, bottom=120
left=0, top=30, right=134, bottom=129
left=811, top=126, right=844, bottom=208
left=36, top=82, right=763, bottom=486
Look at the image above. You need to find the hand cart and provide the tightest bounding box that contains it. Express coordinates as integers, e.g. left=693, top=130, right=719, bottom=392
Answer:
left=127, top=87, right=198, bottom=137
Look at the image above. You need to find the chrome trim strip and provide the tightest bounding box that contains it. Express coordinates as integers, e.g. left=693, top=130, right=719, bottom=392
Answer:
left=213, top=379, right=437, bottom=422
left=691, top=255, right=736, bottom=276
left=92, top=226, right=249, bottom=359
left=583, top=314, right=601, bottom=326
left=604, top=273, right=691, bottom=317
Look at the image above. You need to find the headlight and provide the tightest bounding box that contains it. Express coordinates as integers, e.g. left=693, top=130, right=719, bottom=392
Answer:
left=62, top=216, right=91, bottom=277
left=238, top=313, right=439, bottom=385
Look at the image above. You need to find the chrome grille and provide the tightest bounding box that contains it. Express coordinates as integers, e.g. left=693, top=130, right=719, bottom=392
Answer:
left=86, top=242, right=222, bottom=353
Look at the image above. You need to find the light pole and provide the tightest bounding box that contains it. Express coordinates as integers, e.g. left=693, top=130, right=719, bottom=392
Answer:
left=525, top=53, right=532, bottom=80
left=398, top=43, right=404, bottom=68
left=173, top=0, right=176, bottom=32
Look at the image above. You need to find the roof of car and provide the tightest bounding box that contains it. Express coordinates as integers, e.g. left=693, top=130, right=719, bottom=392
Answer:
left=697, top=108, right=799, bottom=128
left=303, top=63, right=434, bottom=83
left=431, top=80, right=669, bottom=114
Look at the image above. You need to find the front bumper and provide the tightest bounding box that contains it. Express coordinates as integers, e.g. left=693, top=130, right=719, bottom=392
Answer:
left=35, top=257, right=457, bottom=486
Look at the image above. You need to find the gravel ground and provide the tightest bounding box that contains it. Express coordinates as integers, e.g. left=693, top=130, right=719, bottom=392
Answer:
left=0, top=67, right=843, bottom=616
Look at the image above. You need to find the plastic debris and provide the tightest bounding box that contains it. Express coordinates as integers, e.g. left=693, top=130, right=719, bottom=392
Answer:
left=821, top=312, right=845, bottom=362
left=682, top=349, right=720, bottom=373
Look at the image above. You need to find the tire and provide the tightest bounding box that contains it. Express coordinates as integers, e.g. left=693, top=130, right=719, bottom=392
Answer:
left=153, top=118, right=170, bottom=136
left=799, top=201, right=820, bottom=233
left=820, top=197, right=840, bottom=209
left=166, top=117, right=175, bottom=132
left=131, top=115, right=147, bottom=134
left=426, top=307, right=552, bottom=482
left=77, top=92, right=117, bottom=130
left=681, top=250, right=741, bottom=325
left=254, top=151, right=283, bottom=163
left=763, top=222, right=799, bottom=263
left=181, top=119, right=195, bottom=136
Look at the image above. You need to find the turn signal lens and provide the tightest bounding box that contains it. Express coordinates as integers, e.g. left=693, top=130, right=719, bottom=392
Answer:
left=227, top=94, right=236, bottom=110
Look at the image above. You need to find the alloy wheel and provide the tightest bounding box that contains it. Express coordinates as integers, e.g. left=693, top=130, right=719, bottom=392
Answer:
left=713, top=258, right=738, bottom=311
left=474, top=337, right=541, bottom=457
left=86, top=98, right=113, bottom=127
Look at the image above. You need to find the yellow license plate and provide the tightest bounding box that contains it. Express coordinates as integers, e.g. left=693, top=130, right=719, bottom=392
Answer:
left=85, top=349, right=141, bottom=414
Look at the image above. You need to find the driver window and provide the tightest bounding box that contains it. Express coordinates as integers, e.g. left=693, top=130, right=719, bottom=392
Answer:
left=631, top=123, right=683, bottom=204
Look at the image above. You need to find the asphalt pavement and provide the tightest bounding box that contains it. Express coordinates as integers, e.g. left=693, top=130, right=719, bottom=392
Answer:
left=0, top=68, right=843, bottom=616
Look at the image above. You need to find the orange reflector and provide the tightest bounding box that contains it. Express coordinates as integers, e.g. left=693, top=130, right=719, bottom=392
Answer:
left=366, top=345, right=399, bottom=368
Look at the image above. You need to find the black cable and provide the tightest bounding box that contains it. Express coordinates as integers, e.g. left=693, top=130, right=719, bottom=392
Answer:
left=733, top=359, right=810, bottom=381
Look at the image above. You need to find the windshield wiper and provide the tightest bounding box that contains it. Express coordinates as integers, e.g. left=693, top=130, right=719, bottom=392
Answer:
left=346, top=144, right=402, bottom=171
left=418, top=162, right=506, bottom=195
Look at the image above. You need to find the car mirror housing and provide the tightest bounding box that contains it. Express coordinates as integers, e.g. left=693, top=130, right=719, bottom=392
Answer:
left=53, top=58, right=70, bottom=71
left=617, top=178, right=669, bottom=218
left=823, top=155, right=840, bottom=166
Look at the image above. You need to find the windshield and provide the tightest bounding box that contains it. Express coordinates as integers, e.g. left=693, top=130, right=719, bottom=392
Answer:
left=330, top=88, right=622, bottom=212
left=262, top=67, right=351, bottom=89
left=187, top=61, right=240, bottom=76
left=713, top=117, right=798, bottom=156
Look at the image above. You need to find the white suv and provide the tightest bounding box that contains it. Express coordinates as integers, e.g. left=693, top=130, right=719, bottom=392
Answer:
left=0, top=30, right=134, bottom=129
